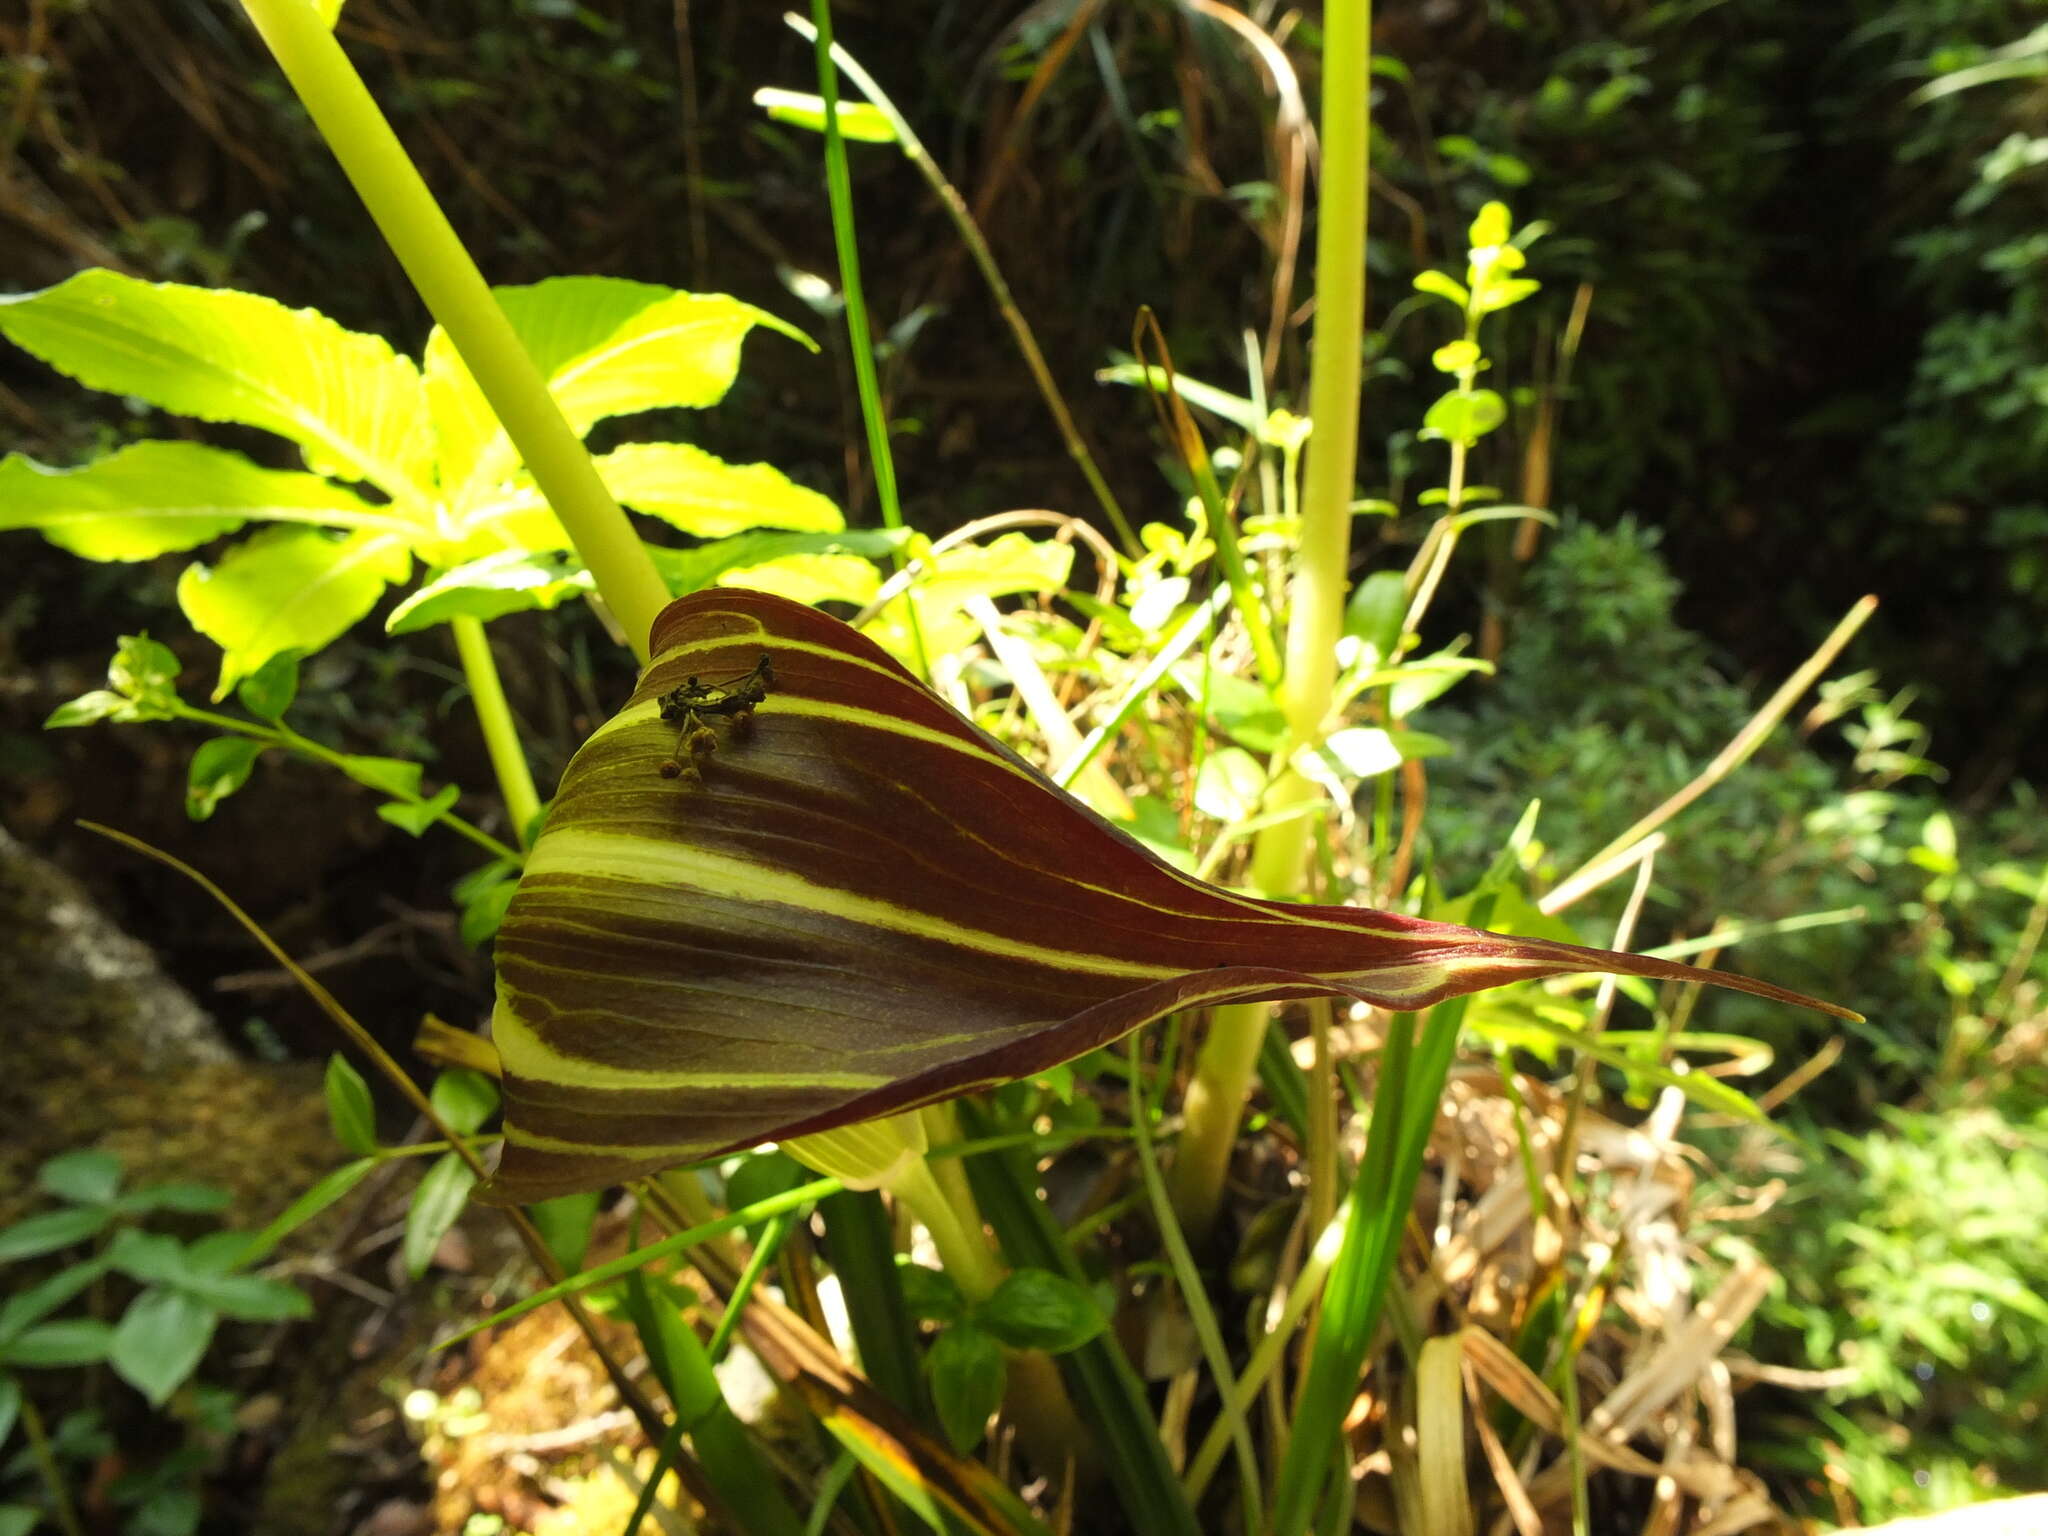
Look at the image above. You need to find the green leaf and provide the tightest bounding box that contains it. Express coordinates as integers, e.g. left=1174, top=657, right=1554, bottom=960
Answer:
left=895, top=1262, right=965, bottom=1324
left=646, top=527, right=907, bottom=597
left=869, top=534, right=1075, bottom=665
left=1412, top=270, right=1469, bottom=307
left=596, top=443, right=843, bottom=538
left=402, top=1152, right=477, bottom=1279
left=335, top=754, right=422, bottom=800
left=716, top=551, right=880, bottom=609
left=1430, top=339, right=1481, bottom=375
left=186, top=736, right=267, bottom=821
left=37, top=1150, right=123, bottom=1206
left=429, top=1069, right=499, bottom=1136
left=1388, top=654, right=1487, bottom=718
left=925, top=1324, right=1006, bottom=1452
left=0, top=1207, right=110, bottom=1264
left=3, top=1319, right=116, bottom=1370
left=0, top=441, right=396, bottom=562
left=1467, top=201, right=1512, bottom=250
left=753, top=87, right=898, bottom=142
left=526, top=1191, right=601, bottom=1274
left=1343, top=570, right=1407, bottom=660
left=323, top=1055, right=377, bottom=1155
left=722, top=1153, right=809, bottom=1240
left=0, top=270, right=432, bottom=500
left=455, top=860, right=519, bottom=948
left=384, top=550, right=590, bottom=635
left=44, top=688, right=132, bottom=729
left=0, top=1261, right=108, bottom=1343
left=428, top=277, right=810, bottom=510
left=114, top=1183, right=232, bottom=1218
left=376, top=783, right=459, bottom=837
left=235, top=650, right=301, bottom=721
left=178, top=527, right=410, bottom=697
left=174, top=1272, right=310, bottom=1324
left=974, top=1270, right=1105, bottom=1354
left=1473, top=278, right=1540, bottom=315
left=1093, top=363, right=1264, bottom=433
left=0, top=1379, right=17, bottom=1450
left=234, top=1157, right=377, bottom=1269
left=108, top=1290, right=214, bottom=1405
left=1419, top=388, right=1506, bottom=446
left=1171, top=665, right=1287, bottom=753
left=0, top=1506, right=38, bottom=1536
left=105, top=1229, right=191, bottom=1288
left=1195, top=747, right=1267, bottom=822
left=108, top=635, right=183, bottom=713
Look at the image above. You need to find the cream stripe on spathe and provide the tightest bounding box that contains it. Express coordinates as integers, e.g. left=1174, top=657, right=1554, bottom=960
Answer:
left=521, top=829, right=1183, bottom=981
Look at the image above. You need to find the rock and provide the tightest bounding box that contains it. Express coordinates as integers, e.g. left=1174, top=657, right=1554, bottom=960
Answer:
left=0, top=821, right=228, bottom=1069
left=0, top=824, right=335, bottom=1228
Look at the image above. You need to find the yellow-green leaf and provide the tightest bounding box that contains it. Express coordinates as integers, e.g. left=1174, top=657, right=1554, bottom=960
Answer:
left=596, top=442, right=844, bottom=537
left=0, top=441, right=400, bottom=561
left=177, top=527, right=411, bottom=697
left=0, top=270, right=432, bottom=502
left=427, top=277, right=811, bottom=514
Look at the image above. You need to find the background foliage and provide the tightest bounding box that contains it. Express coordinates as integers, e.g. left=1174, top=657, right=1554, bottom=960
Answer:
left=3, top=0, right=2045, bottom=1525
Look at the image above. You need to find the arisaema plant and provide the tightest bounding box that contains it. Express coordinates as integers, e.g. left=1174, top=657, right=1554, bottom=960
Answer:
left=485, top=586, right=1858, bottom=1204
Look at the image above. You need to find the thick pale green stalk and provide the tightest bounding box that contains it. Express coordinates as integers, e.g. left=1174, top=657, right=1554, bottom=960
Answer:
left=451, top=615, right=541, bottom=845
left=1169, top=0, right=1373, bottom=1238
left=235, top=0, right=668, bottom=659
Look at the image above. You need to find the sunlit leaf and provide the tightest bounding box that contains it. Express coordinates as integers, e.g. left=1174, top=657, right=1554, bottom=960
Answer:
left=753, top=87, right=898, bottom=143
left=596, top=442, right=843, bottom=538
left=427, top=277, right=810, bottom=512
left=0, top=270, right=432, bottom=500
left=484, top=589, right=1856, bottom=1202
left=647, top=527, right=909, bottom=597
left=0, top=442, right=398, bottom=561
left=1420, top=388, right=1507, bottom=446
left=178, top=527, right=411, bottom=697
left=385, top=550, right=591, bottom=635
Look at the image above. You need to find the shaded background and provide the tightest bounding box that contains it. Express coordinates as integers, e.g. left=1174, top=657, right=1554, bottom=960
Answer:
left=3, top=0, right=2045, bottom=1520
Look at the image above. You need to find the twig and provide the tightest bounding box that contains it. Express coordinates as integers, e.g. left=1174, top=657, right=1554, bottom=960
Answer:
left=1546, top=596, right=1879, bottom=905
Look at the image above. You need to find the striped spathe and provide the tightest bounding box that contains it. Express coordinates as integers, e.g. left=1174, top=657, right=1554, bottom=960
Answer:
left=486, top=588, right=1854, bottom=1202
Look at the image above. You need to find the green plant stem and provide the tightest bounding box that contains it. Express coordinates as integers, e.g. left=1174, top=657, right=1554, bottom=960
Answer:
left=1167, top=0, right=1372, bottom=1241
left=1184, top=1202, right=1348, bottom=1499
left=888, top=1155, right=1005, bottom=1302
left=808, top=0, right=899, bottom=534
left=1125, top=1033, right=1263, bottom=1536
left=234, top=0, right=669, bottom=658
left=16, top=1392, right=84, bottom=1536
left=1401, top=319, right=1480, bottom=635
left=450, top=615, right=542, bottom=846
left=806, top=0, right=926, bottom=678
left=785, top=14, right=1138, bottom=556
left=174, top=704, right=521, bottom=864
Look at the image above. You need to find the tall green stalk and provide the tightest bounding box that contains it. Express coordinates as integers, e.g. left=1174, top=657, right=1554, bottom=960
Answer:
left=451, top=615, right=542, bottom=845
left=1168, top=0, right=1373, bottom=1239
left=234, top=0, right=669, bottom=660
